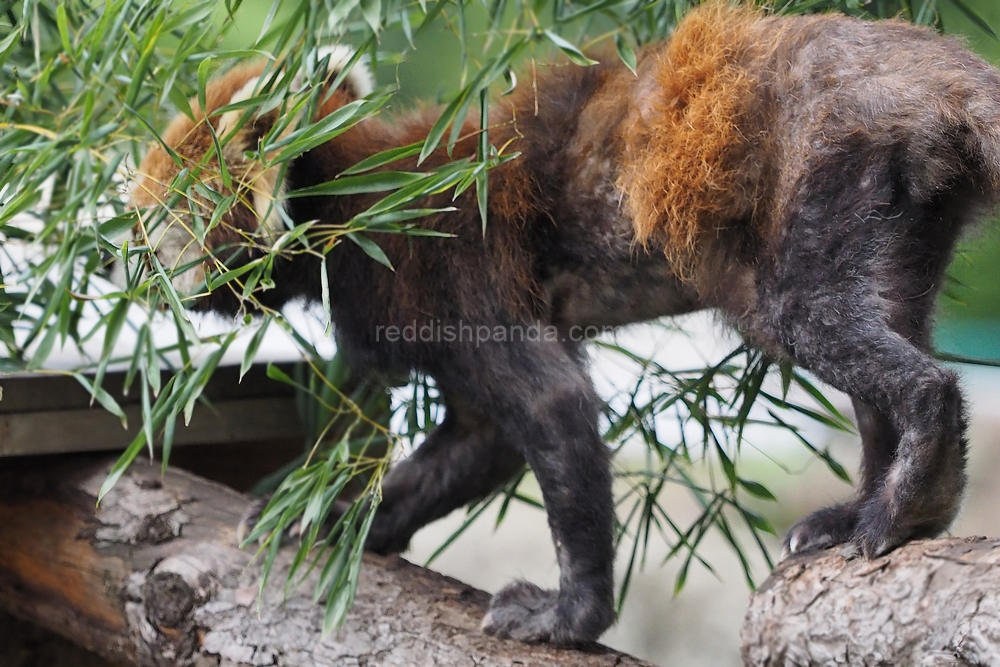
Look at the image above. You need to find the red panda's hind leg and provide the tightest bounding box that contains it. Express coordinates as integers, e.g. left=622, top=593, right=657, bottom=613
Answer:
left=754, top=162, right=971, bottom=559
left=362, top=395, right=526, bottom=555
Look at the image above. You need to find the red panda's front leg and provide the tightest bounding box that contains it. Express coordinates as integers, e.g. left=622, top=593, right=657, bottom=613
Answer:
left=430, top=338, right=616, bottom=644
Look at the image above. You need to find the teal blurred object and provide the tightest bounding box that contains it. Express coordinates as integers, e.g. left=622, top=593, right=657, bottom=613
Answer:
left=935, top=319, right=1000, bottom=360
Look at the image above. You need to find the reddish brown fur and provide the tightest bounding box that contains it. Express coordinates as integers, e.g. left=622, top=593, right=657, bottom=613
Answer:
left=285, top=92, right=544, bottom=321
left=618, top=4, right=768, bottom=274
left=133, top=61, right=270, bottom=209
left=133, top=62, right=277, bottom=283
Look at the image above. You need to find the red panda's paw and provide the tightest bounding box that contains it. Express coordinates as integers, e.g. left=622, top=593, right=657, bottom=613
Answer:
left=236, top=496, right=278, bottom=546
left=481, top=580, right=614, bottom=645
left=853, top=484, right=960, bottom=561
left=781, top=502, right=859, bottom=561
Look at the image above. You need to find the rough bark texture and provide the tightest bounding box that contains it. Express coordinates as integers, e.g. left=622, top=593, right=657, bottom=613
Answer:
left=0, top=454, right=655, bottom=667
left=742, top=536, right=1000, bottom=667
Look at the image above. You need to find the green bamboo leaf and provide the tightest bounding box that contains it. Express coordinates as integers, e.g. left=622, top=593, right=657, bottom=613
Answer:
left=125, top=11, right=165, bottom=108
left=359, top=167, right=467, bottom=217
left=419, top=39, right=528, bottom=163
left=616, top=33, right=637, bottom=74
left=269, top=99, right=373, bottom=163
left=288, top=171, right=426, bottom=198
left=339, top=142, right=424, bottom=175
left=741, top=508, right=775, bottom=535
left=154, top=271, right=199, bottom=343
left=100, top=299, right=130, bottom=363
left=266, top=362, right=299, bottom=387
left=0, top=187, right=43, bottom=227
left=946, top=0, right=998, bottom=40
left=418, top=87, right=472, bottom=165
left=361, top=0, right=382, bottom=32
left=330, top=0, right=363, bottom=26
left=166, top=82, right=195, bottom=121
left=346, top=232, right=393, bottom=270
left=98, top=432, right=149, bottom=503
left=146, top=335, right=162, bottom=398
left=556, top=0, right=630, bottom=23
left=476, top=88, right=489, bottom=234
left=56, top=4, right=72, bottom=56
left=141, top=369, right=156, bottom=459
left=790, top=373, right=855, bottom=431
left=415, top=0, right=449, bottom=36
left=197, top=57, right=213, bottom=116
left=0, top=29, right=20, bottom=71
left=181, top=333, right=234, bottom=425
left=737, top=478, right=775, bottom=501
left=357, top=207, right=456, bottom=229
left=123, top=324, right=148, bottom=396
left=241, top=316, right=272, bottom=380
left=543, top=29, right=599, bottom=66
left=207, top=257, right=264, bottom=291
left=320, top=257, right=332, bottom=337
left=26, top=324, right=59, bottom=371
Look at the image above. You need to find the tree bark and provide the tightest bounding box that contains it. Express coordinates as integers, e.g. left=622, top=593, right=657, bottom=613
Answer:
left=0, top=454, right=654, bottom=667
left=741, top=537, right=1000, bottom=667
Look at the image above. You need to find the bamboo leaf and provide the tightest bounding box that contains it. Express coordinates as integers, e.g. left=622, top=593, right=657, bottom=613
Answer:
left=288, top=171, right=426, bottom=198
left=346, top=232, right=393, bottom=269
left=361, top=0, right=382, bottom=32
left=543, top=29, right=599, bottom=66
left=98, top=432, right=149, bottom=503
left=946, top=0, right=998, bottom=40
left=241, top=316, right=272, bottom=380
left=616, top=33, right=637, bottom=74
left=339, top=142, right=424, bottom=175
left=738, top=478, right=776, bottom=501
left=74, top=373, right=128, bottom=428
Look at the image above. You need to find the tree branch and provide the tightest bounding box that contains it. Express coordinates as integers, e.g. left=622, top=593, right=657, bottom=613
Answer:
left=742, top=536, right=1000, bottom=666
left=0, top=455, right=654, bottom=667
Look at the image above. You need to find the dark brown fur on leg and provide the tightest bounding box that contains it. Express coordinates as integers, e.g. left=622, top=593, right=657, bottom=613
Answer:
left=364, top=395, right=525, bottom=555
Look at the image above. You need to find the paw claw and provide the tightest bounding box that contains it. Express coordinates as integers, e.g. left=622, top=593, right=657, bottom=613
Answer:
left=236, top=498, right=269, bottom=545
left=480, top=611, right=494, bottom=633
left=783, top=502, right=859, bottom=558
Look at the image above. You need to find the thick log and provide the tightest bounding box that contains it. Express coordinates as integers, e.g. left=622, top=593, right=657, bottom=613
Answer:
left=0, top=454, right=655, bottom=667
left=741, top=537, right=1000, bottom=667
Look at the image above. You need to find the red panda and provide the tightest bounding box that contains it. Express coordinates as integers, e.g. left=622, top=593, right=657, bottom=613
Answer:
left=132, top=5, right=1000, bottom=644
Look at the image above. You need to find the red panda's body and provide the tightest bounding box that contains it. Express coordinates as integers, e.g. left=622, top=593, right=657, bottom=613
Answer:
left=133, top=5, right=1000, bottom=644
